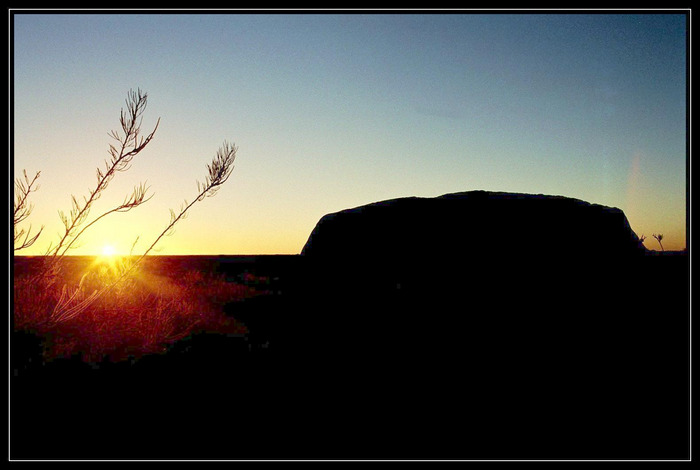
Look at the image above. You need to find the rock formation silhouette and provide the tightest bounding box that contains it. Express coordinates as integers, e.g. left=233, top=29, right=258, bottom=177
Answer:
left=285, top=190, right=688, bottom=459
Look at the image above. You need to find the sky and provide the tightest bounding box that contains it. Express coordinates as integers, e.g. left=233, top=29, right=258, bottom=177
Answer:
left=12, top=11, right=688, bottom=255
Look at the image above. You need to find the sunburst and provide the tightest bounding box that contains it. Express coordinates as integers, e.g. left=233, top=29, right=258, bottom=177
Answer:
left=101, top=244, right=117, bottom=257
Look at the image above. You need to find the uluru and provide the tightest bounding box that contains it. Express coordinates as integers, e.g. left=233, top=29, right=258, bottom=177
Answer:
left=275, top=190, right=688, bottom=459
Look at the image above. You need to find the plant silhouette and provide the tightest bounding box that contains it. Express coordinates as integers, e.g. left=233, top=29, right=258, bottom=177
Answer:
left=13, top=88, right=237, bottom=326
left=653, top=233, right=665, bottom=251
left=13, top=169, right=43, bottom=251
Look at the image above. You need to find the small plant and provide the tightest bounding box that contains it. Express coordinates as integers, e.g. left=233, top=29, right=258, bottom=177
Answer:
left=42, top=88, right=159, bottom=278
left=13, top=169, right=43, bottom=251
left=639, top=234, right=647, bottom=248
left=47, top=141, right=237, bottom=325
left=13, top=88, right=239, bottom=360
left=652, top=233, right=664, bottom=252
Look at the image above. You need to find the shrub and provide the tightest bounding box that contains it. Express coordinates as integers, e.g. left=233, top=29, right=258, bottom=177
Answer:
left=13, top=170, right=43, bottom=251
left=13, top=88, right=240, bottom=363
left=652, top=233, right=665, bottom=252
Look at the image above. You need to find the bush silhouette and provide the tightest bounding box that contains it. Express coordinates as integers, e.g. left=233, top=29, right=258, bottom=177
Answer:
left=13, top=169, right=43, bottom=251
left=652, top=233, right=665, bottom=251
left=13, top=88, right=238, bottom=361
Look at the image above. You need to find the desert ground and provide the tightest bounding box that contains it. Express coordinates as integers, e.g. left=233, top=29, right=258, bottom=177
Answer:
left=11, top=249, right=689, bottom=460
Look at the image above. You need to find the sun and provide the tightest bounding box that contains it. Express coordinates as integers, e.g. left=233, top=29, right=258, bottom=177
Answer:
left=101, top=244, right=117, bottom=257
left=93, top=243, right=126, bottom=274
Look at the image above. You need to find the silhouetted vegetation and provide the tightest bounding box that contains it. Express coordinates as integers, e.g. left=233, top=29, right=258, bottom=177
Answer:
left=13, top=169, right=43, bottom=251
left=653, top=233, right=665, bottom=251
left=12, top=89, right=239, bottom=361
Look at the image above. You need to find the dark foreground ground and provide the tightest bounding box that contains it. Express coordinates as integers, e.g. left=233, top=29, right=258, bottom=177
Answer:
left=10, top=252, right=690, bottom=461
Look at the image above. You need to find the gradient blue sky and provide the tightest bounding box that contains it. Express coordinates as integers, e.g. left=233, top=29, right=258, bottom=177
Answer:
left=13, top=11, right=687, bottom=255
